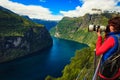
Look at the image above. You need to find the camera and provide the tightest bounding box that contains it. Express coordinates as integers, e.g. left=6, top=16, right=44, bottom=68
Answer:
left=88, top=24, right=106, bottom=32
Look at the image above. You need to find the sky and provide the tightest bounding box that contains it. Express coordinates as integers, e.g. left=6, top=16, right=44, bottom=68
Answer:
left=0, top=0, right=120, bottom=21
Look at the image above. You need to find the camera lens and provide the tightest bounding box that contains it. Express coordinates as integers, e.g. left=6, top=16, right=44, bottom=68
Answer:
left=88, top=25, right=95, bottom=32
left=88, top=24, right=106, bottom=32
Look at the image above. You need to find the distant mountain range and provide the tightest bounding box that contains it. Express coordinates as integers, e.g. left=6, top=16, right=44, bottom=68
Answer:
left=22, top=15, right=58, bottom=30
left=32, top=19, right=58, bottom=30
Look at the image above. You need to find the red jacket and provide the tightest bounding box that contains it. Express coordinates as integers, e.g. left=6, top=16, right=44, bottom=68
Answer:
left=96, top=36, right=114, bottom=56
left=96, top=33, right=120, bottom=79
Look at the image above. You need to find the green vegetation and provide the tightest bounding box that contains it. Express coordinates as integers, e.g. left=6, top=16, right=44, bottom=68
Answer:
left=0, top=6, right=53, bottom=63
left=46, top=47, right=95, bottom=80
left=50, top=13, right=120, bottom=45
left=48, top=12, right=120, bottom=80
left=0, top=6, right=43, bottom=36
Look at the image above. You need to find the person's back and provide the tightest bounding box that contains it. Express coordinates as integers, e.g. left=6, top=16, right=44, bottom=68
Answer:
left=96, top=17, right=120, bottom=79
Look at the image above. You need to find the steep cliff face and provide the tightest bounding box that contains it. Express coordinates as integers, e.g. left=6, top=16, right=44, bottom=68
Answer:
left=48, top=13, right=120, bottom=80
left=0, top=6, right=53, bottom=63
left=0, top=27, right=52, bottom=63
left=50, top=13, right=120, bottom=45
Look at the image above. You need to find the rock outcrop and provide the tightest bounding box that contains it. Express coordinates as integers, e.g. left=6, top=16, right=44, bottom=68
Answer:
left=0, top=6, right=53, bottom=63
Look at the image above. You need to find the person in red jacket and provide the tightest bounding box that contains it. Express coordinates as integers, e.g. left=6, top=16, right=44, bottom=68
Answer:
left=96, top=16, right=120, bottom=80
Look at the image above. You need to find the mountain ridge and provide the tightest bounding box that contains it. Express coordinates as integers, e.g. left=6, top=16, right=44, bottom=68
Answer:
left=0, top=6, right=53, bottom=63
left=50, top=12, right=120, bottom=45
left=46, top=12, right=120, bottom=80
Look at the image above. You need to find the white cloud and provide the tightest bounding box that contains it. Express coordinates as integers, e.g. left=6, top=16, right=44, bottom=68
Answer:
left=0, top=0, right=63, bottom=20
left=60, top=0, right=120, bottom=17
left=0, top=0, right=120, bottom=20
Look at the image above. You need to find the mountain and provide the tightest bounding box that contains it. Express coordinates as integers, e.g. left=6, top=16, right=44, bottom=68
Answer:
left=47, top=12, right=120, bottom=80
left=0, top=6, right=53, bottom=63
left=32, top=19, right=58, bottom=30
left=0, top=6, right=16, bottom=14
left=21, top=15, right=58, bottom=31
left=50, top=12, right=120, bottom=46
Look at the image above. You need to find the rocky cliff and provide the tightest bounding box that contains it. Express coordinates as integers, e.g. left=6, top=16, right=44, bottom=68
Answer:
left=0, top=6, right=53, bottom=63
left=48, top=12, right=120, bottom=80
left=50, top=13, right=120, bottom=45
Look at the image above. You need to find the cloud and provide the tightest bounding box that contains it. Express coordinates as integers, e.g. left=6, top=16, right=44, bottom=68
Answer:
left=60, top=0, right=120, bottom=17
left=0, top=0, right=63, bottom=20
left=0, top=0, right=120, bottom=20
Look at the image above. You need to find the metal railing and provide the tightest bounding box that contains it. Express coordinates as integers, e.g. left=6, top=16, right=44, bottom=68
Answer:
left=75, top=49, right=102, bottom=80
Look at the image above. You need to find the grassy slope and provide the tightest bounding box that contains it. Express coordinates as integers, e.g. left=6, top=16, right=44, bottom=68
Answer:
left=50, top=14, right=109, bottom=46
left=47, top=13, right=120, bottom=80
left=0, top=6, right=53, bottom=63
left=0, top=6, right=43, bottom=36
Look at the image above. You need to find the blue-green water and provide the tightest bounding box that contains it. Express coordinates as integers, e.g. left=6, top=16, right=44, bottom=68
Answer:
left=0, top=37, right=87, bottom=80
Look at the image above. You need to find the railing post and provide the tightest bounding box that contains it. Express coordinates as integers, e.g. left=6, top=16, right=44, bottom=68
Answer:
left=92, top=54, right=102, bottom=80
left=94, top=49, right=96, bottom=73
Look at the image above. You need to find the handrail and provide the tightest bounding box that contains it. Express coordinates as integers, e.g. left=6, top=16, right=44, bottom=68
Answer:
left=92, top=55, right=102, bottom=80
left=92, top=59, right=100, bottom=80
left=76, top=49, right=102, bottom=80
left=94, top=49, right=97, bottom=73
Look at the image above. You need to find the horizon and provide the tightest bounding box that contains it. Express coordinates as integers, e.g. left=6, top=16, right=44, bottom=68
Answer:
left=0, top=0, right=120, bottom=21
